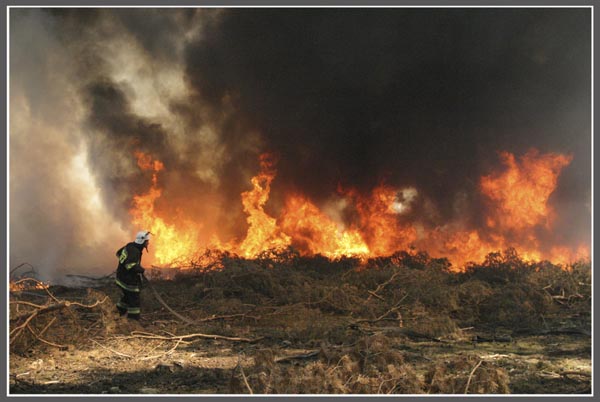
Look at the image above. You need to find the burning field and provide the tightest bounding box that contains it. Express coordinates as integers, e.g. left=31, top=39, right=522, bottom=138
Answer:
left=8, top=7, right=592, bottom=396
left=129, top=147, right=588, bottom=269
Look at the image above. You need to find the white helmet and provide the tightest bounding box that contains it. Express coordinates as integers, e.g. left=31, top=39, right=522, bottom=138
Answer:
left=135, top=230, right=151, bottom=244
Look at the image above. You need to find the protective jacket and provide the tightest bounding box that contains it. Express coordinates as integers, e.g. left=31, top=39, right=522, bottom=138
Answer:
left=115, top=242, right=146, bottom=292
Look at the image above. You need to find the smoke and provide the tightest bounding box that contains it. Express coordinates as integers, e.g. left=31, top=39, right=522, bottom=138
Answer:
left=9, top=9, right=125, bottom=278
left=9, top=8, right=591, bottom=278
left=180, top=8, right=590, bottom=245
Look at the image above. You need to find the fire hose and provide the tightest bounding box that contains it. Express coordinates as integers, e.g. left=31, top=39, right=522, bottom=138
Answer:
left=141, top=274, right=197, bottom=325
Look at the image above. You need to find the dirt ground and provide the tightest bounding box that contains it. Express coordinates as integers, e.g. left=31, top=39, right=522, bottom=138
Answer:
left=9, top=251, right=592, bottom=395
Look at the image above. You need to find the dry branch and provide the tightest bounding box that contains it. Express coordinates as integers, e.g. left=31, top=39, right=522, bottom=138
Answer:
left=357, top=326, right=444, bottom=342
left=367, top=271, right=402, bottom=301
left=10, top=294, right=108, bottom=345
left=275, top=350, right=320, bottom=363
left=139, top=339, right=183, bottom=361
left=117, top=331, right=259, bottom=343
left=235, top=357, right=253, bottom=394
left=10, top=300, right=45, bottom=309
left=464, top=360, right=484, bottom=394
left=353, top=293, right=409, bottom=325
left=26, top=324, right=67, bottom=349
left=10, top=297, right=109, bottom=322
left=561, top=371, right=591, bottom=378
left=196, top=312, right=261, bottom=323
left=367, top=290, right=385, bottom=302
left=90, top=339, right=134, bottom=358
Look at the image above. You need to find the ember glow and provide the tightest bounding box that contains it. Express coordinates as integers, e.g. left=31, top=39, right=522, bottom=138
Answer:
left=129, top=148, right=588, bottom=269
left=9, top=279, right=50, bottom=292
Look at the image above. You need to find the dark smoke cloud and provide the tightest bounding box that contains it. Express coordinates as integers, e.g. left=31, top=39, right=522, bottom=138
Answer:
left=9, top=8, right=591, bottom=277
left=182, top=8, right=590, bottom=241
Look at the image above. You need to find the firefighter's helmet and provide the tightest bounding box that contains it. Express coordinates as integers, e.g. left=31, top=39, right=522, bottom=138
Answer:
left=135, top=231, right=151, bottom=244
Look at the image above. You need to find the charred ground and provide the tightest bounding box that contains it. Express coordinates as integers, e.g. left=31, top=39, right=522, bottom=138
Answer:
left=9, top=249, right=591, bottom=395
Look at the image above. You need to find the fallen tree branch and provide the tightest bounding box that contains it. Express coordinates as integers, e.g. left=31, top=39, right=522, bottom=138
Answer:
left=367, top=271, right=402, bottom=301
left=276, top=350, right=320, bottom=363
left=353, top=293, right=409, bottom=325
left=10, top=300, right=45, bottom=309
left=10, top=297, right=109, bottom=322
left=10, top=296, right=109, bottom=345
left=561, top=371, right=592, bottom=378
left=26, top=324, right=67, bottom=349
left=90, top=339, right=134, bottom=358
left=464, top=360, right=484, bottom=394
left=367, top=290, right=385, bottom=302
left=196, top=312, right=261, bottom=323
left=236, top=356, right=253, bottom=394
left=118, top=331, right=260, bottom=343
left=514, top=327, right=591, bottom=337
left=354, top=325, right=445, bottom=343
left=10, top=304, right=64, bottom=340
left=38, top=317, right=57, bottom=337
left=139, top=339, right=183, bottom=361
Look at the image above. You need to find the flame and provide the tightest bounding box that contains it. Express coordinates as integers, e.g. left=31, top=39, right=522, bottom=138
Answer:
left=130, top=151, right=200, bottom=265
left=280, top=194, right=370, bottom=258
left=238, top=154, right=291, bottom=257
left=549, top=244, right=590, bottom=266
left=351, top=185, right=418, bottom=256
left=424, top=228, right=497, bottom=268
left=127, top=148, right=588, bottom=269
left=480, top=149, right=572, bottom=230
left=10, top=279, right=49, bottom=292
left=421, top=148, right=583, bottom=268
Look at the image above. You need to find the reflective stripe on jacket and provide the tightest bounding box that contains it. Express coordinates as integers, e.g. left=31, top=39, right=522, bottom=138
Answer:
left=115, top=278, right=140, bottom=292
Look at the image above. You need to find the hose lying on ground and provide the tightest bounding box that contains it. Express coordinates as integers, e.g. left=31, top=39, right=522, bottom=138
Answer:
left=143, top=275, right=198, bottom=326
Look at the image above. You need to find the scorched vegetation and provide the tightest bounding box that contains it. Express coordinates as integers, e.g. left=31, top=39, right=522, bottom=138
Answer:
left=9, top=249, right=591, bottom=394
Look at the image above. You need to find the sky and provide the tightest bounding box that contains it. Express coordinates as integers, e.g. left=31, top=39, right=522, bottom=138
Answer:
left=8, top=8, right=591, bottom=278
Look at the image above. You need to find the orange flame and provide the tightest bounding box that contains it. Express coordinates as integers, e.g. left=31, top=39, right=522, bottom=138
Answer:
left=127, top=148, right=589, bottom=269
left=351, top=185, right=418, bottom=256
left=238, top=154, right=292, bottom=257
left=480, top=149, right=572, bottom=230
left=280, top=194, right=369, bottom=258
left=422, top=148, right=583, bottom=268
left=130, top=151, right=199, bottom=265
left=10, top=279, right=49, bottom=292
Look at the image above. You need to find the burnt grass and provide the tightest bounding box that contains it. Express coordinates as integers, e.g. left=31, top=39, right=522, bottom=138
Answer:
left=9, top=248, right=592, bottom=395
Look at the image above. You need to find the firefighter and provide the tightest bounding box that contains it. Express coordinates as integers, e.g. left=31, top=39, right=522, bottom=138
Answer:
left=115, top=230, right=151, bottom=320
